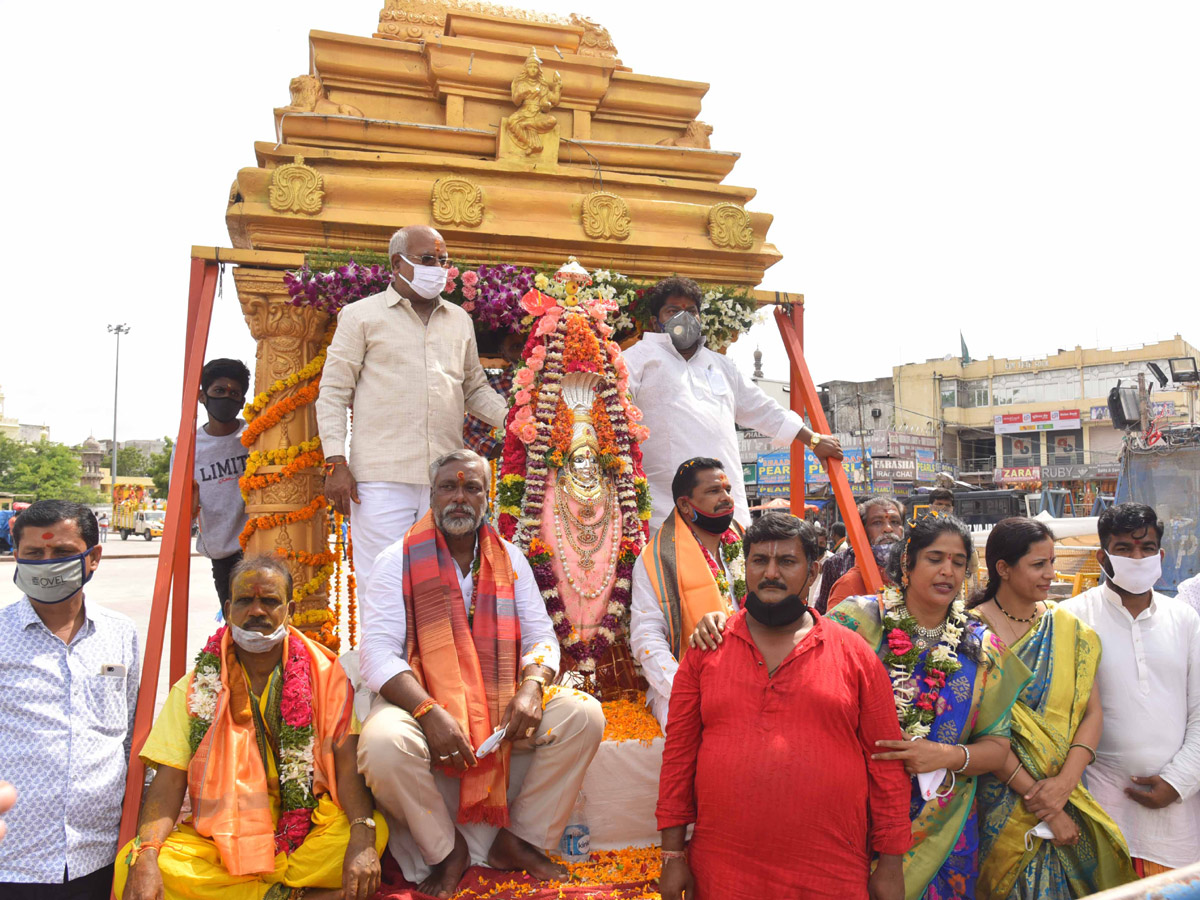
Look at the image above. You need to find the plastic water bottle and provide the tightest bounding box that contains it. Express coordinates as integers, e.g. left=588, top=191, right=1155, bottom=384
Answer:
left=558, top=791, right=591, bottom=862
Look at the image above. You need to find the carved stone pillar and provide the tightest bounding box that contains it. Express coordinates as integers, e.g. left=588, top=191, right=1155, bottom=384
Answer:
left=235, top=267, right=332, bottom=635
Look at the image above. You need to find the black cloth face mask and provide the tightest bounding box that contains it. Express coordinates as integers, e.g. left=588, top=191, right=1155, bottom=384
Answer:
left=690, top=507, right=734, bottom=535
left=205, top=395, right=242, bottom=424
left=743, top=590, right=810, bottom=628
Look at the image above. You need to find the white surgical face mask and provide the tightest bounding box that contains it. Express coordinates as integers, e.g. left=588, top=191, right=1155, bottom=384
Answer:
left=14, top=549, right=95, bottom=604
left=230, top=621, right=288, bottom=653
left=1104, top=551, right=1162, bottom=595
left=397, top=256, right=447, bottom=300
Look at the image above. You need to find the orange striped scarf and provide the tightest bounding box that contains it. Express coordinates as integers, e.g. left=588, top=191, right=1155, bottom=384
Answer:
left=403, top=510, right=521, bottom=826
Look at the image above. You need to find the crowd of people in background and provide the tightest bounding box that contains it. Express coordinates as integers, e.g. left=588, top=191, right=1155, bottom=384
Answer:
left=1, top=224, right=1197, bottom=900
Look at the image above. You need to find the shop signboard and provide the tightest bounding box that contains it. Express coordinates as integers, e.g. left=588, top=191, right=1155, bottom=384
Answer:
left=994, top=409, right=1081, bottom=434
left=1041, top=463, right=1122, bottom=481
left=757, top=483, right=790, bottom=497
left=872, top=457, right=917, bottom=481
left=742, top=462, right=756, bottom=484
left=738, top=428, right=774, bottom=463
left=915, top=449, right=936, bottom=482
left=1090, top=401, right=1176, bottom=421
left=994, top=466, right=1042, bottom=484
left=805, top=447, right=871, bottom=488
left=756, top=450, right=790, bottom=486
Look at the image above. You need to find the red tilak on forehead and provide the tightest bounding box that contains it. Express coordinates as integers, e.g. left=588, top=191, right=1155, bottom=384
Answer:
left=42, top=532, right=55, bottom=540
left=456, top=470, right=466, bottom=482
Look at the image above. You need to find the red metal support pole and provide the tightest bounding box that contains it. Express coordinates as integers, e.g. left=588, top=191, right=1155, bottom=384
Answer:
left=116, top=258, right=218, bottom=856
left=788, top=300, right=807, bottom=515
left=774, top=306, right=882, bottom=594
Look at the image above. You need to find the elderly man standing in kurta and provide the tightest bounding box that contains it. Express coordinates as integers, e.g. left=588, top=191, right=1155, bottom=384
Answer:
left=117, top=556, right=387, bottom=900
left=624, top=276, right=842, bottom=531
left=358, top=450, right=605, bottom=899
left=316, top=225, right=508, bottom=605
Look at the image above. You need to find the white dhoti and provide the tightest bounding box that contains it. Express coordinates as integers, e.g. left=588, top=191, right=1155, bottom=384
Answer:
left=352, top=481, right=430, bottom=612
left=357, top=687, right=604, bottom=883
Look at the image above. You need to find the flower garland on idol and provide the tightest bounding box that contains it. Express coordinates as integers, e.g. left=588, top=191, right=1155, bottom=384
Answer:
left=880, top=584, right=967, bottom=738
left=187, top=627, right=318, bottom=855
left=497, top=265, right=652, bottom=674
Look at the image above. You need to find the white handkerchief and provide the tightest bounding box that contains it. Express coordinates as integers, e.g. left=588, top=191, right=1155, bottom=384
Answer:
left=475, top=726, right=507, bottom=758
left=1024, top=821, right=1055, bottom=850
left=917, top=769, right=948, bottom=800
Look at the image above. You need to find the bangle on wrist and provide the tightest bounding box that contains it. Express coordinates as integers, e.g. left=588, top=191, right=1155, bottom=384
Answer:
left=661, top=849, right=687, bottom=861
left=322, top=460, right=346, bottom=475
left=1068, top=742, right=1097, bottom=765
left=1005, top=761, right=1022, bottom=787
left=953, top=743, right=970, bottom=774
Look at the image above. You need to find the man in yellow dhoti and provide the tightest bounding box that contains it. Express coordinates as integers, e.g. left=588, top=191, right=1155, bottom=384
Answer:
left=117, top=556, right=386, bottom=900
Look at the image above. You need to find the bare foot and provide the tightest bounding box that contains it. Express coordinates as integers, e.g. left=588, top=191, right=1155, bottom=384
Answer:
left=487, top=827, right=569, bottom=882
left=418, top=829, right=470, bottom=899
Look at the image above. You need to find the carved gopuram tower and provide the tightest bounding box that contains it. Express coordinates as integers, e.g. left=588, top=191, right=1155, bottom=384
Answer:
left=225, top=1, right=782, bottom=642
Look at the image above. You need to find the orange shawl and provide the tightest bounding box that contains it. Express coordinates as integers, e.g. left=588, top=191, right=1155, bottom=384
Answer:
left=186, top=626, right=353, bottom=876
left=640, top=509, right=733, bottom=660
left=403, top=510, right=520, bottom=827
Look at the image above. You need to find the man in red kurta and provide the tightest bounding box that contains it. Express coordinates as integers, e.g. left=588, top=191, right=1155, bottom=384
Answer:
left=656, top=513, right=911, bottom=900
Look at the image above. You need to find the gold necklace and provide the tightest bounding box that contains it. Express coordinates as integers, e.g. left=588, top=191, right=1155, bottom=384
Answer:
left=555, top=481, right=612, bottom=569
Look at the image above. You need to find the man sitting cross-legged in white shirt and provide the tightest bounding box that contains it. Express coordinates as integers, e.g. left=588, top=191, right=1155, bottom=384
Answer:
left=1063, top=502, right=1200, bottom=876
left=357, top=450, right=604, bottom=900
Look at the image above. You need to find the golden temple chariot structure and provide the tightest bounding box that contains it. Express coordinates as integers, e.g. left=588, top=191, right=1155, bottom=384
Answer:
left=224, top=0, right=785, bottom=642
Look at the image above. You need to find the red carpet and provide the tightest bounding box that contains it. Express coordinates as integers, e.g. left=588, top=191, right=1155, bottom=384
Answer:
left=373, top=847, right=661, bottom=899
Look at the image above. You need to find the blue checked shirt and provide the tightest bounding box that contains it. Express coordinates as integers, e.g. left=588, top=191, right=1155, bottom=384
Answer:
left=0, top=596, right=140, bottom=883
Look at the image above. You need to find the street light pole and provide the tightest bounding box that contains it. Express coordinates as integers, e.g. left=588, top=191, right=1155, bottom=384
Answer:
left=108, top=324, right=130, bottom=490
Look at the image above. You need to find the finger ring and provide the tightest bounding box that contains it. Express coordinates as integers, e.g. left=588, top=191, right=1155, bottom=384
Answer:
left=525, top=726, right=535, bottom=738
left=450, top=750, right=461, bottom=757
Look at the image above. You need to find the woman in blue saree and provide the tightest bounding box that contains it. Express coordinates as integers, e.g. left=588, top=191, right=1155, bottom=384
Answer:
left=970, top=517, right=1135, bottom=898
left=830, top=513, right=1028, bottom=900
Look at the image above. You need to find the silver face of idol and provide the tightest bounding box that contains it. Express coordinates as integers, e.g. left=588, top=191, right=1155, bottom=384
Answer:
left=568, top=446, right=599, bottom=489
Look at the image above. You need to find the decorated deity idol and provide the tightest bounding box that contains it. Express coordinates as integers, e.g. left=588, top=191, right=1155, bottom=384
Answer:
left=497, top=258, right=651, bottom=698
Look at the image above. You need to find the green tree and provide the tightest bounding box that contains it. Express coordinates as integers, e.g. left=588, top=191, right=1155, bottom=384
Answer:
left=0, top=434, right=29, bottom=489
left=7, top=440, right=100, bottom=503
left=148, top=436, right=175, bottom=499
left=117, top=445, right=150, bottom=478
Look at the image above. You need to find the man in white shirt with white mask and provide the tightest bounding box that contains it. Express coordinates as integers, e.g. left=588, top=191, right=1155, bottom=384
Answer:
left=316, top=225, right=508, bottom=605
left=1063, top=502, right=1200, bottom=875
left=622, top=277, right=841, bottom=532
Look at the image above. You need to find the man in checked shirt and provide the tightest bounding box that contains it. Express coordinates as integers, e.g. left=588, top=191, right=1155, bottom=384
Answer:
left=0, top=500, right=140, bottom=900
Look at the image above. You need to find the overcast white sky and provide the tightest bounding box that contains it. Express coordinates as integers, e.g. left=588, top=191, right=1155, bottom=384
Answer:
left=3, top=1, right=1197, bottom=447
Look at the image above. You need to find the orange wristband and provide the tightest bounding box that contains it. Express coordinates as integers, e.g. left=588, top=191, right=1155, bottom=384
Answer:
left=412, top=699, right=438, bottom=720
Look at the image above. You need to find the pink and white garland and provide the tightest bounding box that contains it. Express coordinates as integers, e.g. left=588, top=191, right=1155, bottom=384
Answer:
left=500, top=290, right=650, bottom=674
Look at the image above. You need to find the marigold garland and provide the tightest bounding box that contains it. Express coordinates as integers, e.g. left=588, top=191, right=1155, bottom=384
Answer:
left=240, top=448, right=325, bottom=500
left=240, top=496, right=326, bottom=549
left=241, top=381, right=322, bottom=447
left=243, top=329, right=333, bottom=421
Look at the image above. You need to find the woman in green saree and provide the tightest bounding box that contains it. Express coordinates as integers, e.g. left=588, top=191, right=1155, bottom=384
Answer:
left=830, top=514, right=1029, bottom=900
left=971, top=517, right=1135, bottom=898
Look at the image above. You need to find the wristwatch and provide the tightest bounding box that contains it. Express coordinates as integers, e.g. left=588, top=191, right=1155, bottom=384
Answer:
left=349, top=817, right=377, bottom=831
left=522, top=674, right=547, bottom=690
left=809, top=432, right=822, bottom=449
